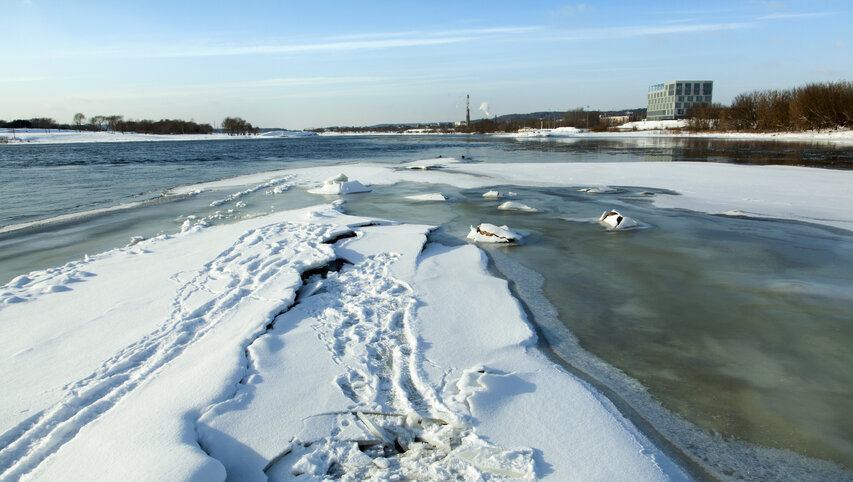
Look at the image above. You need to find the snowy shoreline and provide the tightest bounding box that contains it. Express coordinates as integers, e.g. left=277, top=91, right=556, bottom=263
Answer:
left=3, top=126, right=853, bottom=145
left=0, top=129, right=315, bottom=145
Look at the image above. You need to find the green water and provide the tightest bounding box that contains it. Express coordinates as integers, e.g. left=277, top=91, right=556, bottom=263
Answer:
left=342, top=181, right=853, bottom=480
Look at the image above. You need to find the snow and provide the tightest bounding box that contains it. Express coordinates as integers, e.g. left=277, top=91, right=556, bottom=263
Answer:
left=307, top=173, right=371, bottom=195
left=0, top=129, right=315, bottom=144
left=5, top=127, right=853, bottom=146
left=616, top=120, right=687, bottom=131
left=599, top=209, right=641, bottom=230
left=404, top=193, right=447, bottom=201
left=498, top=201, right=539, bottom=212
left=467, top=223, right=525, bottom=243
left=4, top=146, right=853, bottom=480
left=0, top=204, right=686, bottom=481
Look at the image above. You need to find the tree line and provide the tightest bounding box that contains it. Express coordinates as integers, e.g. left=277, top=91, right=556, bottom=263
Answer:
left=220, top=117, right=259, bottom=136
left=1, top=113, right=262, bottom=136
left=686, top=81, right=853, bottom=132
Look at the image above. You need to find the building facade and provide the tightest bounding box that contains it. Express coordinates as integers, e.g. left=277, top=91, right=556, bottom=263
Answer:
left=647, top=80, right=713, bottom=120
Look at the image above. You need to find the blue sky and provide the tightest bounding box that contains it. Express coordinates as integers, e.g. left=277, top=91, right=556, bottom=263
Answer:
left=2, top=0, right=851, bottom=129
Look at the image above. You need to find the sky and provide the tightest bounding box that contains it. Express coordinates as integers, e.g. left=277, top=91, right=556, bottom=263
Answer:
left=2, top=0, right=851, bottom=129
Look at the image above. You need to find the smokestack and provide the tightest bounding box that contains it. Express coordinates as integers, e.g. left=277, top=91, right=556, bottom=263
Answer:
left=466, top=94, right=470, bottom=127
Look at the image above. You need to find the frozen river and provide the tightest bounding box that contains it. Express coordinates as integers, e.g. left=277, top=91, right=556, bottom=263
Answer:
left=1, top=135, right=851, bottom=480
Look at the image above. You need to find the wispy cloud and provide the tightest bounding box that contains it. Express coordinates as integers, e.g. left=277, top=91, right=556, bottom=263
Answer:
left=147, top=27, right=539, bottom=58
left=553, top=21, right=752, bottom=41
left=759, top=11, right=832, bottom=20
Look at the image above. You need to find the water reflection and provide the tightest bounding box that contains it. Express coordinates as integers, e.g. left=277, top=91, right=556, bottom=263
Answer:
left=494, top=136, right=853, bottom=168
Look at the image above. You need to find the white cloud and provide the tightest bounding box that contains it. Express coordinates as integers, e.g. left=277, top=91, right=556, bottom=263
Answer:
left=759, top=12, right=831, bottom=20
left=147, top=27, right=539, bottom=58
left=553, top=22, right=752, bottom=41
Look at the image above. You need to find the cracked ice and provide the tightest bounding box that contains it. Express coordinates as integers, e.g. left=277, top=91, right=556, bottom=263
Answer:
left=0, top=204, right=686, bottom=481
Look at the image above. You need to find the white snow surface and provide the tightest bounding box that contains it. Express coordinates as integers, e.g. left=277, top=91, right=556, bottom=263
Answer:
left=163, top=159, right=853, bottom=232
left=498, top=201, right=539, bottom=212
left=599, top=210, right=641, bottom=230
left=308, top=173, right=372, bottom=195
left=0, top=204, right=686, bottom=481
left=4, top=153, right=853, bottom=480
left=404, top=193, right=447, bottom=201
left=467, top=223, right=525, bottom=243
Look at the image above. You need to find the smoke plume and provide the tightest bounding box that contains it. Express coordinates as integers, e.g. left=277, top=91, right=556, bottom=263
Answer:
left=479, top=102, right=492, bottom=118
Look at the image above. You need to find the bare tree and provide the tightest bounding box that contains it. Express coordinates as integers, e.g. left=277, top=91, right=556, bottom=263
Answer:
left=73, top=113, right=86, bottom=131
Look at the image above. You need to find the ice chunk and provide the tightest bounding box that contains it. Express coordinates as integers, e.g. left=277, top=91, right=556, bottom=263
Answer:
left=466, top=223, right=524, bottom=243
left=309, top=173, right=371, bottom=195
left=497, top=201, right=538, bottom=212
left=405, top=193, right=447, bottom=202
left=599, top=209, right=640, bottom=230
left=579, top=186, right=621, bottom=194
left=482, top=190, right=502, bottom=199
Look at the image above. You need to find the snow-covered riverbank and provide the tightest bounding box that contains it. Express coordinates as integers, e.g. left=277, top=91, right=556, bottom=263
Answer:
left=0, top=129, right=315, bottom=144
left=4, top=126, right=853, bottom=145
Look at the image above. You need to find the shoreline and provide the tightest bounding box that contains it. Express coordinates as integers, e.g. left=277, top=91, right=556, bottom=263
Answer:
left=3, top=127, right=853, bottom=145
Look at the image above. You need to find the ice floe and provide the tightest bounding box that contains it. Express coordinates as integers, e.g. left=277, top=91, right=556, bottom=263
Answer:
left=498, top=201, right=539, bottom=212
left=404, top=193, right=447, bottom=201
left=209, top=176, right=295, bottom=207
left=578, top=186, right=624, bottom=194
left=482, top=190, right=503, bottom=199
left=599, top=209, right=641, bottom=230
left=466, top=223, right=525, bottom=243
left=309, top=173, right=371, bottom=195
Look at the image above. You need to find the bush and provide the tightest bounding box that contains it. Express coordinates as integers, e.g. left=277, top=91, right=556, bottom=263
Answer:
left=718, top=81, right=852, bottom=132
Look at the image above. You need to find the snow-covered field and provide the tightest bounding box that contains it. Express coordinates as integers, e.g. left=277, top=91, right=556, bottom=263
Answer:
left=2, top=151, right=853, bottom=480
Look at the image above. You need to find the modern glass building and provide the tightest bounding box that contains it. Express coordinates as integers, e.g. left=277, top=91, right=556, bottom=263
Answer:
left=647, top=81, right=713, bottom=120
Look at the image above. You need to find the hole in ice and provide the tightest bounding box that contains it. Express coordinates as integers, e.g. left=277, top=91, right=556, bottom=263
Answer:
left=326, top=461, right=345, bottom=477
left=322, top=230, right=357, bottom=244
left=300, top=258, right=351, bottom=282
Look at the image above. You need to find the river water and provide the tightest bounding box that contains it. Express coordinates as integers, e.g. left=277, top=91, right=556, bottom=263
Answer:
left=1, top=135, right=851, bottom=479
